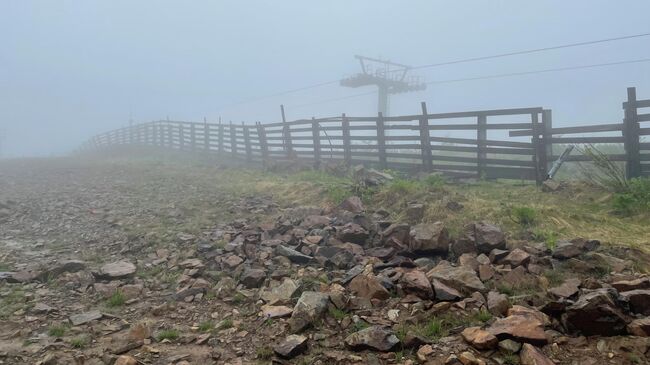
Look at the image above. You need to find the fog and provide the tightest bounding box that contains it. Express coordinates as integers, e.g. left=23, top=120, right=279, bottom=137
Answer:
left=1, top=1, right=649, bottom=157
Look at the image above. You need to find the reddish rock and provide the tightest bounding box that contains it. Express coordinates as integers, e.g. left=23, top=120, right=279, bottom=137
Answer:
left=400, top=270, right=434, bottom=299
left=478, top=264, right=495, bottom=281
left=487, top=291, right=510, bottom=316
left=548, top=278, right=581, bottom=299
left=461, top=326, right=498, bottom=350
left=611, top=277, right=650, bottom=292
left=620, top=289, right=650, bottom=315
left=563, top=288, right=628, bottom=336
left=338, top=196, right=364, bottom=213
left=627, top=317, right=650, bottom=337
left=520, top=343, right=556, bottom=365
left=427, top=261, right=486, bottom=294
left=408, top=222, right=449, bottom=254
left=488, top=315, right=547, bottom=346
left=337, top=223, right=369, bottom=244
left=348, top=274, right=390, bottom=300
left=431, top=279, right=462, bottom=301
left=501, top=248, right=531, bottom=267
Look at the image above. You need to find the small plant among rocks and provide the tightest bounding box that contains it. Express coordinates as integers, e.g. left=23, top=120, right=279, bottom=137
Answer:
left=69, top=336, right=88, bottom=349
left=215, top=318, right=233, bottom=331
left=509, top=206, right=537, bottom=227
left=198, top=321, right=213, bottom=332
left=256, top=346, right=274, bottom=360
left=156, top=329, right=180, bottom=342
left=48, top=324, right=68, bottom=337
left=106, top=290, right=126, bottom=307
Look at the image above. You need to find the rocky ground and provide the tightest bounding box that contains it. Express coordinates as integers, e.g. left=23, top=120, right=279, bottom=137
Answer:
left=1, top=157, right=650, bottom=365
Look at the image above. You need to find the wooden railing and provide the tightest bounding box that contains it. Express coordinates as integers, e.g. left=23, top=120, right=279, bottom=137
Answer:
left=79, top=87, right=650, bottom=183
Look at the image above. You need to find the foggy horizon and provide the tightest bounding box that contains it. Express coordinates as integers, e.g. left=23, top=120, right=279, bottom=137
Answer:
left=1, top=1, right=650, bottom=157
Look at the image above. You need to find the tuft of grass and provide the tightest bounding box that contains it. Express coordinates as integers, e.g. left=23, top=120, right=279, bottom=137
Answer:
left=156, top=329, right=180, bottom=342
left=328, top=307, right=347, bottom=321
left=352, top=320, right=369, bottom=332
left=423, top=174, right=446, bottom=189
left=473, top=309, right=493, bottom=323
left=510, top=206, right=537, bottom=227
left=198, top=321, right=213, bottom=332
left=543, top=270, right=567, bottom=287
left=106, top=290, right=126, bottom=307
left=531, top=228, right=558, bottom=251
left=48, top=324, right=68, bottom=337
left=256, top=346, right=274, bottom=360
left=69, top=336, right=88, bottom=348
left=387, top=179, right=421, bottom=195
left=502, top=352, right=520, bottom=365
left=215, top=318, right=233, bottom=331
left=612, top=177, right=650, bottom=215
left=232, top=292, right=246, bottom=304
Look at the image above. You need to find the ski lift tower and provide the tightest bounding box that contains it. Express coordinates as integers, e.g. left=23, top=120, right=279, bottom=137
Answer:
left=340, top=55, right=426, bottom=116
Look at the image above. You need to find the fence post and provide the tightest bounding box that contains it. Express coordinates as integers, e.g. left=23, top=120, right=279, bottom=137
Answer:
left=342, top=113, right=351, bottom=165
left=531, top=112, right=543, bottom=185
left=230, top=122, right=237, bottom=158
left=542, top=110, right=553, bottom=174
left=377, top=112, right=387, bottom=170
left=477, top=113, right=487, bottom=178
left=190, top=123, right=196, bottom=152
left=218, top=118, right=224, bottom=154
left=311, top=117, right=321, bottom=164
left=257, top=122, right=268, bottom=165
left=204, top=118, right=210, bottom=152
left=624, top=87, right=641, bottom=179
left=243, top=122, right=252, bottom=162
left=281, top=105, right=293, bottom=158
left=419, top=102, right=433, bottom=171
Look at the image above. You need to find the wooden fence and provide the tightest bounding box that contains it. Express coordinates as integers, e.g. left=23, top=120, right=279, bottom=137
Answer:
left=80, top=87, right=650, bottom=184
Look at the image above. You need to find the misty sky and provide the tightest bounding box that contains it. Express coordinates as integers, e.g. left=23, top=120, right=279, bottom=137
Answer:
left=1, top=1, right=649, bottom=157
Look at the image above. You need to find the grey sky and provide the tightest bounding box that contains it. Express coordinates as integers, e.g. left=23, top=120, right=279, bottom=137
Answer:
left=1, top=1, right=649, bottom=157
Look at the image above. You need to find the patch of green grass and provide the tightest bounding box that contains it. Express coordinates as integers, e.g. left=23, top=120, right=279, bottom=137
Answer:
left=328, top=307, right=348, bottom=321
left=215, top=318, right=233, bottom=331
left=256, top=346, right=274, bottom=360
left=198, top=321, right=213, bottom=332
left=232, top=292, right=246, bottom=304
left=543, top=270, right=567, bottom=287
left=0, top=287, right=26, bottom=319
left=106, top=290, right=126, bottom=307
left=48, top=324, right=68, bottom=337
left=137, top=266, right=164, bottom=280
left=510, top=206, right=537, bottom=227
left=352, top=320, right=369, bottom=332
left=156, top=329, right=180, bottom=342
left=473, top=309, right=493, bottom=323
left=502, top=352, right=520, bottom=365
left=423, top=174, right=446, bottom=189
left=613, top=177, right=650, bottom=215
left=531, top=228, right=558, bottom=251
left=387, top=179, right=421, bottom=195
left=0, top=262, right=11, bottom=271
left=69, top=336, right=88, bottom=348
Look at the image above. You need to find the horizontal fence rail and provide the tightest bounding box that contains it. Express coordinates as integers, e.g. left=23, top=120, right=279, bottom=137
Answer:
left=79, top=87, right=649, bottom=183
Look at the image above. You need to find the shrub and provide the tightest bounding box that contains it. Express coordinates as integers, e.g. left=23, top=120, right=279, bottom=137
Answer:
left=612, top=177, right=650, bottom=215
left=510, top=206, right=537, bottom=226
